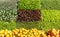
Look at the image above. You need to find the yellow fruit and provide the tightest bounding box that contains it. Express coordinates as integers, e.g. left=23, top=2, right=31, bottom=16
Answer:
left=6, top=34, right=9, bottom=37
left=27, top=35, right=31, bottom=37
left=13, top=30, right=18, bottom=35
left=18, top=33, right=20, bottom=36
left=47, top=35, right=51, bottom=37
left=0, top=30, right=5, bottom=34
left=13, top=35, right=15, bottom=37
left=38, top=31, right=42, bottom=34
left=4, top=32, right=7, bottom=35
left=1, top=34, right=4, bottom=37
left=56, top=35, right=59, bottom=37
left=9, top=34, right=12, bottom=37
left=1, top=28, right=60, bottom=37
left=8, top=31, right=11, bottom=33
left=52, top=29, right=57, bottom=35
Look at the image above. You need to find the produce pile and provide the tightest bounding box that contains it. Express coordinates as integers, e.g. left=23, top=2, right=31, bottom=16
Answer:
left=17, top=10, right=41, bottom=21
left=0, top=28, right=60, bottom=37
left=41, top=0, right=60, bottom=10
left=41, top=10, right=60, bottom=22
left=18, top=0, right=40, bottom=9
left=0, top=9, right=17, bottom=21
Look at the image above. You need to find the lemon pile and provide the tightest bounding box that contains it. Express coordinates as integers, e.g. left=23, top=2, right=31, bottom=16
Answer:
left=0, top=28, right=47, bottom=37
left=0, top=29, right=13, bottom=37
left=0, top=28, right=60, bottom=37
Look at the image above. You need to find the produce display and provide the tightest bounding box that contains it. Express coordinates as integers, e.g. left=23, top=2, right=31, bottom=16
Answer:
left=0, top=0, right=60, bottom=37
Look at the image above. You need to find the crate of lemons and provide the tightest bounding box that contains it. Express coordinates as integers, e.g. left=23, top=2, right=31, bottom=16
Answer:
left=0, top=28, right=60, bottom=37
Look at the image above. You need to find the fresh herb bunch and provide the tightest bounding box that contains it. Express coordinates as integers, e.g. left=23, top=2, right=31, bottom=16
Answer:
left=18, top=0, right=41, bottom=9
left=0, top=8, right=17, bottom=21
left=41, top=0, right=60, bottom=10
left=0, top=20, right=16, bottom=30
left=40, top=10, right=60, bottom=30
left=41, top=10, right=60, bottom=22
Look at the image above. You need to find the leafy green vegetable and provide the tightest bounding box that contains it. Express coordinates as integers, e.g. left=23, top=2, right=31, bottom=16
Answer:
left=0, top=20, right=16, bottom=30
left=0, top=8, right=17, bottom=21
left=18, top=0, right=41, bottom=9
left=41, top=0, right=60, bottom=10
